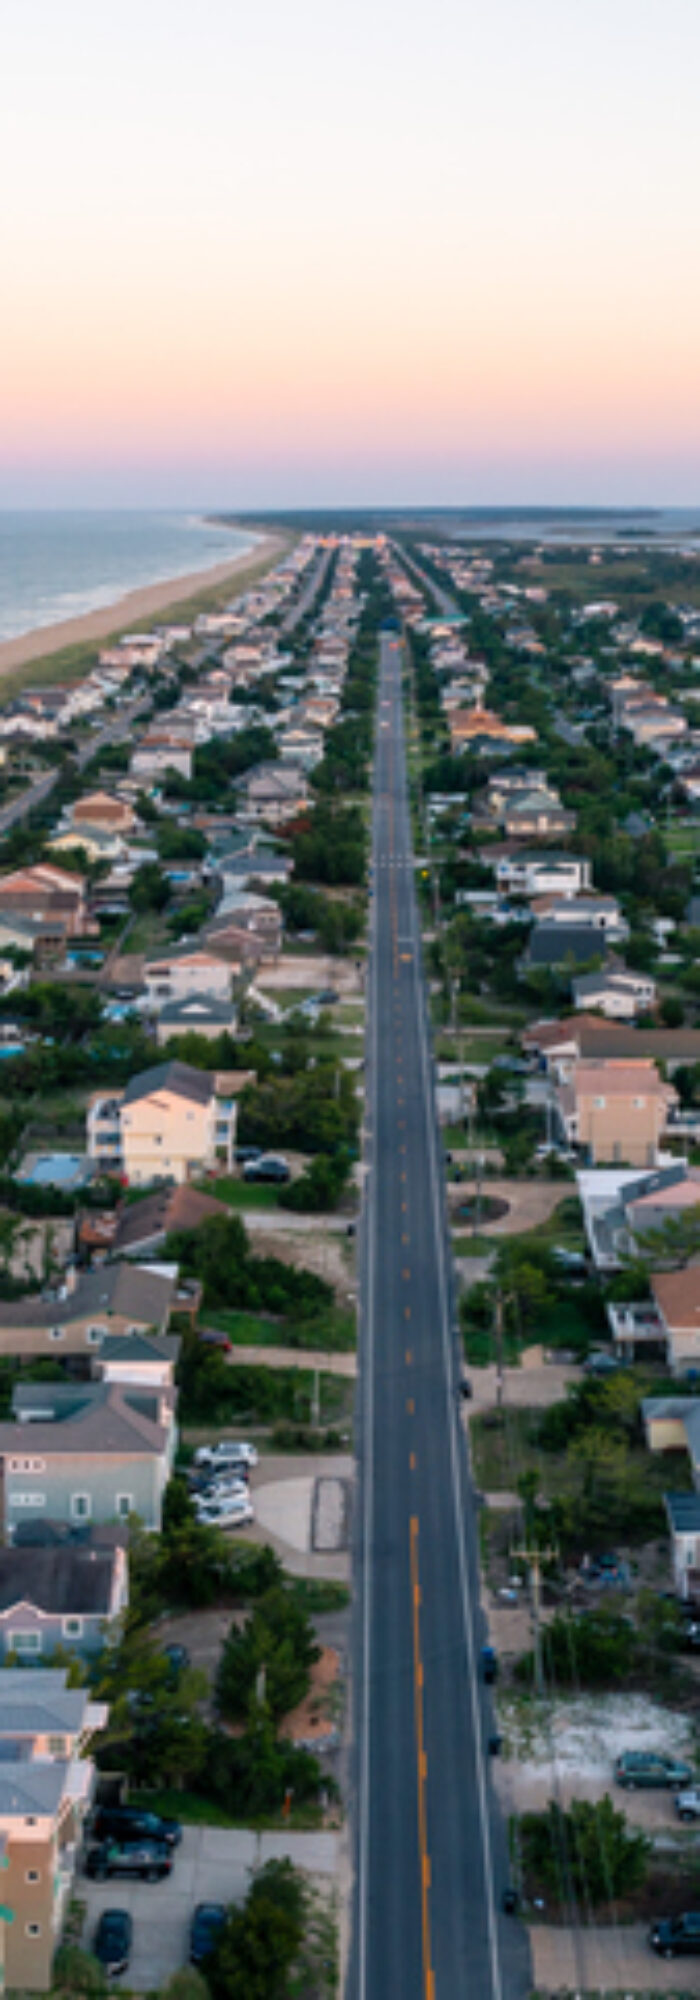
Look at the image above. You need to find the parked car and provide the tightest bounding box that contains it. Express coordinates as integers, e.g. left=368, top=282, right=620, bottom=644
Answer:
left=243, top=1154, right=291, bottom=1184
left=650, top=1912, right=700, bottom=1957
left=675, top=1787, right=700, bottom=1822
left=615, top=1751, right=693, bottom=1790
left=235, top=1145, right=262, bottom=1164
left=551, top=1247, right=588, bottom=1275
left=584, top=1351, right=623, bottom=1376
left=190, top=1902, right=227, bottom=1965
left=93, top=1910, right=133, bottom=1976
left=85, top=1838, right=173, bottom=1881
left=196, top=1496, right=254, bottom=1528
left=91, top=1806, right=182, bottom=1849
left=481, top=1645, right=498, bottom=1684
left=194, top=1441, right=258, bottom=1469
left=197, top=1328, right=232, bottom=1354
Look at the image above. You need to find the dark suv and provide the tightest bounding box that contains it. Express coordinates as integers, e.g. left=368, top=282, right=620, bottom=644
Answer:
left=650, top=1912, right=700, bottom=1957
left=91, top=1806, right=182, bottom=1849
left=85, top=1838, right=173, bottom=1882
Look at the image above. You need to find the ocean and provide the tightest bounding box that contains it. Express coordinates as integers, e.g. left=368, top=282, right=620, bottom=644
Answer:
left=0, top=511, right=257, bottom=645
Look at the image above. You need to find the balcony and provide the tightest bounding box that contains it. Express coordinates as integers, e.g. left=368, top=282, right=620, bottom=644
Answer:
left=607, top=1299, right=666, bottom=1357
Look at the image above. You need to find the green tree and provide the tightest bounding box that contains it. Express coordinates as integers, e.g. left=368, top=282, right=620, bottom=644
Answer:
left=130, top=862, right=171, bottom=913
left=217, top=1586, right=320, bottom=1722
left=520, top=1795, right=649, bottom=1908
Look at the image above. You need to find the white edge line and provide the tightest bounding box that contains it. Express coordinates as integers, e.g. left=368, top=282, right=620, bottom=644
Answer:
left=405, top=666, right=504, bottom=2000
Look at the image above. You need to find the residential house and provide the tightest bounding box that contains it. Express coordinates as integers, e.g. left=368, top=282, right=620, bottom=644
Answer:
left=79, top=1182, right=230, bottom=1264
left=522, top=922, right=608, bottom=971
left=67, top=792, right=138, bottom=837
left=577, top=1021, right=700, bottom=1076
left=129, top=729, right=194, bottom=783
left=572, top=969, right=657, bottom=1019
left=209, top=891, right=283, bottom=954
left=87, top=1059, right=238, bottom=1183
left=201, top=914, right=272, bottom=967
left=0, top=1378, right=177, bottom=1536
left=240, top=765, right=309, bottom=827
left=529, top=894, right=628, bottom=943
left=0, top=1260, right=178, bottom=1362
left=0, top=1670, right=108, bottom=1991
left=0, top=866, right=92, bottom=942
left=0, top=1541, right=128, bottom=1663
left=156, top=994, right=238, bottom=1045
left=503, top=791, right=576, bottom=839
left=578, top=1162, right=700, bottom=1270
left=94, top=1331, right=180, bottom=1388
left=448, top=706, right=537, bottom=751
left=650, top=1267, right=700, bottom=1375
left=143, top=946, right=233, bottom=1012
left=494, top=851, right=592, bottom=898
left=557, top=1059, right=677, bottom=1166
left=664, top=1493, right=700, bottom=1602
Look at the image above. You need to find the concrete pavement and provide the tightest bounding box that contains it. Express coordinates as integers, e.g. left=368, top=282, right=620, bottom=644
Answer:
left=79, top=1824, right=338, bottom=1990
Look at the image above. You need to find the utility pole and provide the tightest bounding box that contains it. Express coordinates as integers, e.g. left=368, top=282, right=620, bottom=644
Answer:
left=494, top=1287, right=504, bottom=1408
left=512, top=1545, right=556, bottom=1697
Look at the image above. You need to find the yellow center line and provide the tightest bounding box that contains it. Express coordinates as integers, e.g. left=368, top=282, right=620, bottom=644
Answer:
left=410, top=1516, right=434, bottom=1999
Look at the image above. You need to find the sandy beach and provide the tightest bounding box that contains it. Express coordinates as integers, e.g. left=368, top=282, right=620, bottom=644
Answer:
left=0, top=530, right=287, bottom=680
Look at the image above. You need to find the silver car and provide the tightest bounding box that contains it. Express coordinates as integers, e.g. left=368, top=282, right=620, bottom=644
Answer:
left=675, top=1788, right=700, bottom=1823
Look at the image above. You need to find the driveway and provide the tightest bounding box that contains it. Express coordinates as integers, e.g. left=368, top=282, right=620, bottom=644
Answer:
left=79, top=1825, right=338, bottom=1990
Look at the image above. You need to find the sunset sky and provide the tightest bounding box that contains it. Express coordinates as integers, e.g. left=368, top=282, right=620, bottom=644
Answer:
left=2, top=0, right=700, bottom=505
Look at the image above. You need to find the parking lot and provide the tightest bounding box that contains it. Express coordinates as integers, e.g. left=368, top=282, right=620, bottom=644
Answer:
left=79, top=1825, right=338, bottom=1989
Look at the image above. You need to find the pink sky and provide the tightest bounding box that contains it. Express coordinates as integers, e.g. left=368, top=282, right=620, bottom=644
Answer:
left=2, top=0, right=700, bottom=503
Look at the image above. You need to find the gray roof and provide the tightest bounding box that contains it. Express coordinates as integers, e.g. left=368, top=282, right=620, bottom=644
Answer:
left=0, top=1261, right=174, bottom=1333
left=0, top=1671, right=91, bottom=1734
left=158, top=996, right=236, bottom=1028
left=526, top=924, right=606, bottom=967
left=0, top=1546, right=117, bottom=1617
left=122, top=1060, right=213, bottom=1108
left=0, top=1382, right=170, bottom=1457
left=665, top=1492, right=700, bottom=1534
left=0, top=1763, right=68, bottom=1817
left=98, top=1331, right=180, bottom=1365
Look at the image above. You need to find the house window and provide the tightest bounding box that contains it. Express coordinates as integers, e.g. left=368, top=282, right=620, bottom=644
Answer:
left=87, top=1326, right=105, bottom=1346
left=116, top=1495, right=132, bottom=1520
left=49, top=1327, right=64, bottom=1343
left=9, top=1493, right=46, bottom=1508
left=633, top=1097, right=646, bottom=1109
left=9, top=1457, right=46, bottom=1475
left=593, top=1096, right=606, bottom=1109
left=25, top=1870, right=40, bottom=1885
left=25, top=1924, right=41, bottom=1939
left=10, top=1631, right=41, bottom=1653
left=71, top=1494, right=91, bottom=1521
left=48, top=1734, right=67, bottom=1754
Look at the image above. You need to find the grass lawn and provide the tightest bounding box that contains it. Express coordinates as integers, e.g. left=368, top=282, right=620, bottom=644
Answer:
left=134, top=1788, right=325, bottom=1832
left=209, top=1305, right=356, bottom=1352
left=666, top=823, right=700, bottom=855
left=452, top=1233, right=497, bottom=1257
left=205, top=1176, right=283, bottom=1211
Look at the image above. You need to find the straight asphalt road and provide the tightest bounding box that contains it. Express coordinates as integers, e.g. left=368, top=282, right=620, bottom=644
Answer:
left=351, top=630, right=529, bottom=2000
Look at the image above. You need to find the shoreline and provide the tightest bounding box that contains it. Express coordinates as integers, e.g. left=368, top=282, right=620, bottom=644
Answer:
left=0, top=530, right=285, bottom=679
